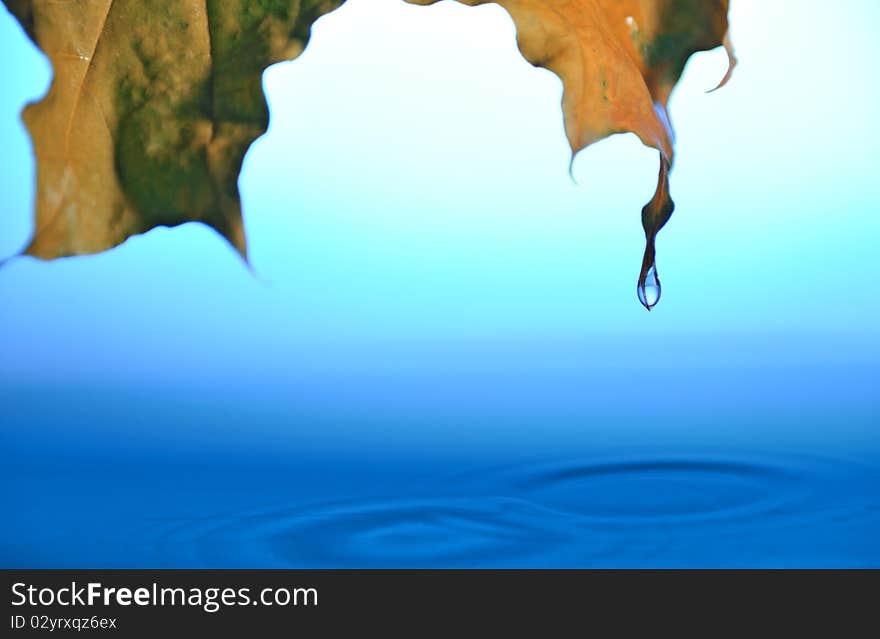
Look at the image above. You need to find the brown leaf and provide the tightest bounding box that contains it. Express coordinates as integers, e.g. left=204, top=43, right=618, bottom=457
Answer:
left=5, top=0, right=733, bottom=310
left=3, top=0, right=343, bottom=260
left=407, top=0, right=733, bottom=309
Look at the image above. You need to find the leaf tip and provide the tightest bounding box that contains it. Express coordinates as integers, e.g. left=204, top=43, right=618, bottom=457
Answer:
left=219, top=215, right=252, bottom=267
left=707, top=33, right=737, bottom=93
left=567, top=152, right=581, bottom=185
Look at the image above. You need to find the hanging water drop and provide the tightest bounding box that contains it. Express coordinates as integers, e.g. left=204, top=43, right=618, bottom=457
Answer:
left=637, top=263, right=661, bottom=311
left=637, top=154, right=674, bottom=312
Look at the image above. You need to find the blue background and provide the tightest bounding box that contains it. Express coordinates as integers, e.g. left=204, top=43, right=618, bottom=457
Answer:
left=1, top=0, right=878, bottom=567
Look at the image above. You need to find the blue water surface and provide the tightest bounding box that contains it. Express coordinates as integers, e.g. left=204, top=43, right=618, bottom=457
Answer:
left=2, top=333, right=878, bottom=568
left=1, top=1, right=878, bottom=567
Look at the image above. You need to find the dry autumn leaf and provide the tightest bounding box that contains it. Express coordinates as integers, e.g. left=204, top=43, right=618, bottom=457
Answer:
left=3, top=0, right=733, bottom=309
left=2, top=0, right=343, bottom=260
left=407, top=0, right=734, bottom=308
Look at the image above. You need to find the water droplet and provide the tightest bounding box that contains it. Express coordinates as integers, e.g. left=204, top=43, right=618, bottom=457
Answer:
left=638, top=263, right=661, bottom=311
left=637, top=154, right=674, bottom=312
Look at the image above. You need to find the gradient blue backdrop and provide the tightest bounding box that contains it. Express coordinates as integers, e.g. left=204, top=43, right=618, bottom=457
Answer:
left=1, top=0, right=878, bottom=567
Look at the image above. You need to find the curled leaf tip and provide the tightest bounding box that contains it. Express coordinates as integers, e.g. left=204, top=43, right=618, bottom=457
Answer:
left=708, top=33, right=737, bottom=93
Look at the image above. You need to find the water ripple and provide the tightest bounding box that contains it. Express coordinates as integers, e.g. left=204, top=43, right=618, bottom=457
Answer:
left=157, top=497, right=584, bottom=567
left=264, top=497, right=578, bottom=566
left=511, top=457, right=797, bottom=523
left=150, top=453, right=880, bottom=567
